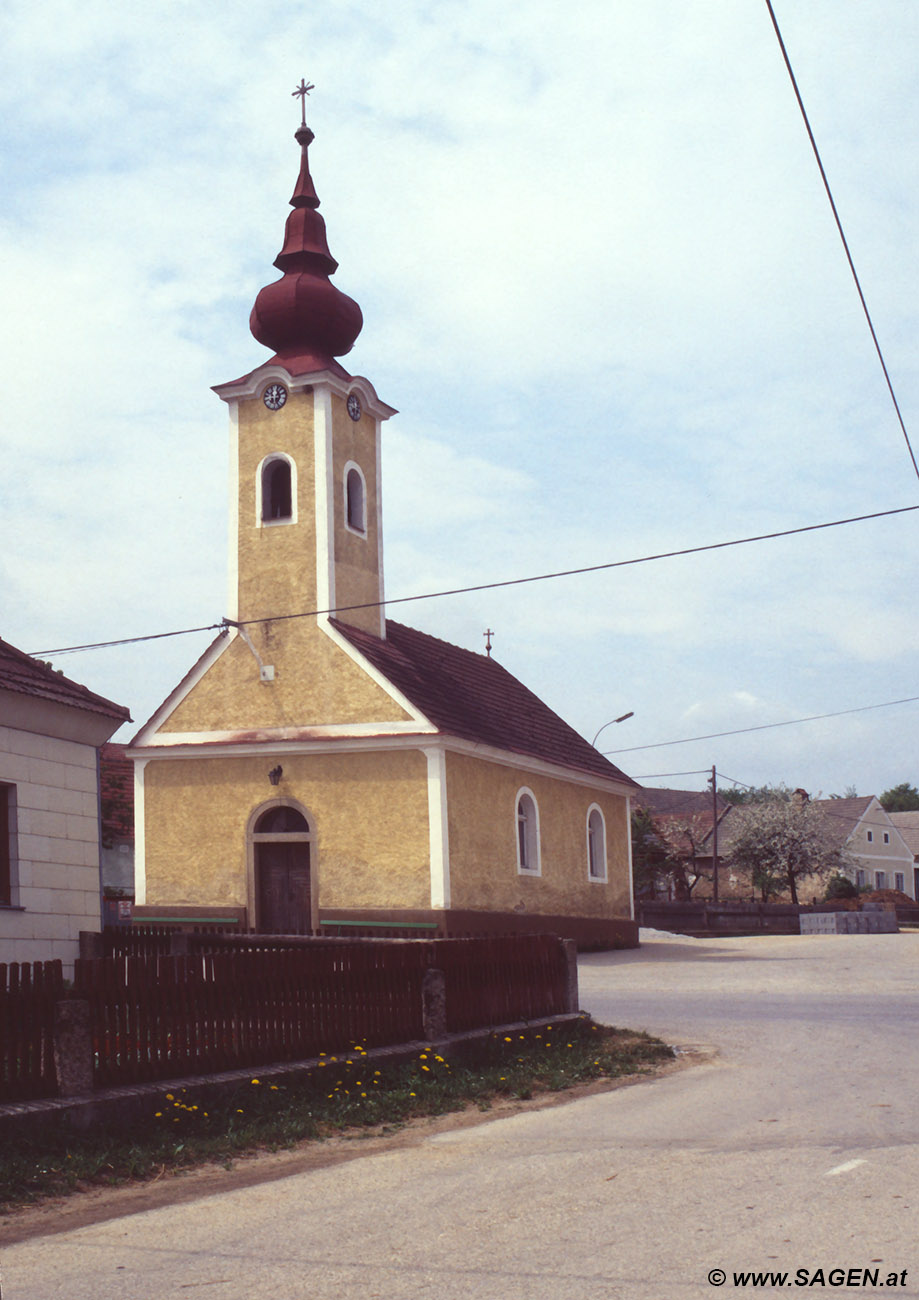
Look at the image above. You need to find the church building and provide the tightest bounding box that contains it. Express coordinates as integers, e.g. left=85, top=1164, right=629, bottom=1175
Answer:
left=129, top=94, right=639, bottom=947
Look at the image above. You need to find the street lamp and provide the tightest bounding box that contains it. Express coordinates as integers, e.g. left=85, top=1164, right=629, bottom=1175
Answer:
left=591, top=712, right=635, bottom=748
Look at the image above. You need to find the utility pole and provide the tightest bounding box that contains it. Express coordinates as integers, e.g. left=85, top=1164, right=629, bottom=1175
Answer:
left=710, top=764, right=719, bottom=904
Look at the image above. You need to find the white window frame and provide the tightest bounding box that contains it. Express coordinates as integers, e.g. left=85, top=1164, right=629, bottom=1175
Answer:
left=515, top=788, right=541, bottom=876
left=856, top=869, right=867, bottom=890
left=343, top=461, right=367, bottom=536
left=883, top=832, right=890, bottom=844
left=586, top=804, right=608, bottom=882
left=875, top=870, right=886, bottom=890
left=895, top=872, right=905, bottom=893
left=866, top=830, right=874, bottom=843
left=256, top=453, right=298, bottom=527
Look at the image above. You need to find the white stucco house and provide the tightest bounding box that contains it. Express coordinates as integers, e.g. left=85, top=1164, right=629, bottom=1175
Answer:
left=812, top=796, right=916, bottom=899
left=0, top=636, right=130, bottom=969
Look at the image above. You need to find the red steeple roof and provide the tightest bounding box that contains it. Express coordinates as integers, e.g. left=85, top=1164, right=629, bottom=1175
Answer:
left=249, top=117, right=363, bottom=378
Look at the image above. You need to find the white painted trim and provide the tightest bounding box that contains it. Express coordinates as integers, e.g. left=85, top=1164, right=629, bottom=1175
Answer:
left=130, top=630, right=234, bottom=746
left=374, top=416, right=386, bottom=639
left=128, top=724, right=637, bottom=798
left=515, top=786, right=541, bottom=876
left=133, top=758, right=148, bottom=905
left=586, top=803, right=608, bottom=883
left=226, top=403, right=239, bottom=622
left=128, top=723, right=437, bottom=754
left=342, top=460, right=367, bottom=537
left=424, top=746, right=450, bottom=908
left=314, top=386, right=335, bottom=616
left=444, top=736, right=638, bottom=797
left=213, top=365, right=398, bottom=421
left=255, top=452, right=298, bottom=527
left=319, top=620, right=434, bottom=727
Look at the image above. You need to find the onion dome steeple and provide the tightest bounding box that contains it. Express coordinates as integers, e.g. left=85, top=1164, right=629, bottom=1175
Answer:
left=249, top=81, right=363, bottom=377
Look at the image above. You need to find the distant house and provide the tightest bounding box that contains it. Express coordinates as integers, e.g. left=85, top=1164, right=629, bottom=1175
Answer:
left=810, top=796, right=915, bottom=899
left=886, top=812, right=919, bottom=900
left=0, top=637, right=130, bottom=969
left=633, top=787, right=737, bottom=899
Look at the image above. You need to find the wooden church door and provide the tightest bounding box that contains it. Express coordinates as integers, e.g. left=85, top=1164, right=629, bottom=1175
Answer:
left=251, top=804, right=313, bottom=934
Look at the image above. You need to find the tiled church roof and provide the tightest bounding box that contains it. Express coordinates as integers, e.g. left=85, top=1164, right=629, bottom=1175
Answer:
left=333, top=618, right=638, bottom=787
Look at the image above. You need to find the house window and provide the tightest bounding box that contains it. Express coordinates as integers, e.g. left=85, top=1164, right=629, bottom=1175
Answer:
left=260, top=455, right=294, bottom=523
left=0, top=784, right=16, bottom=907
left=587, top=805, right=607, bottom=881
left=875, top=871, right=886, bottom=890
left=883, top=832, right=890, bottom=844
left=866, top=830, right=874, bottom=843
left=895, top=872, right=905, bottom=893
left=516, top=789, right=541, bottom=875
left=345, top=463, right=366, bottom=535
left=856, top=869, right=866, bottom=889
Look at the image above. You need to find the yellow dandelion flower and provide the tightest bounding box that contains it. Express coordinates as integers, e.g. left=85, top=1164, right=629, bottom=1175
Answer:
left=166, top=1094, right=174, bottom=1101
left=154, top=1112, right=162, bottom=1118
left=504, top=1037, right=512, bottom=1043
left=251, top=1078, right=260, bottom=1085
left=270, top=1085, right=279, bottom=1091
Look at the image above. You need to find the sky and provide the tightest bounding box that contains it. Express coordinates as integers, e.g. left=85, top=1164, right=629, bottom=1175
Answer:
left=1, top=0, right=917, bottom=799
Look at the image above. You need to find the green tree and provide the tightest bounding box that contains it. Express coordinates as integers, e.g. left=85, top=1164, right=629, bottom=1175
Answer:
left=727, top=793, right=851, bottom=905
left=879, top=782, right=919, bottom=812
left=824, top=872, right=858, bottom=901
left=630, top=808, right=675, bottom=898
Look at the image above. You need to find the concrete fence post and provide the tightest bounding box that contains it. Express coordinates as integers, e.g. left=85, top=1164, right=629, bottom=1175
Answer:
left=53, top=999, right=94, bottom=1098
left=422, top=967, right=447, bottom=1041
left=561, top=939, right=579, bottom=1013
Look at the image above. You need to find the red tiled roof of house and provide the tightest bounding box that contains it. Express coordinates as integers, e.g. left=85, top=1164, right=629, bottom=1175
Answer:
left=810, top=796, right=877, bottom=853
left=0, top=636, right=130, bottom=723
left=99, top=742, right=135, bottom=844
left=633, top=787, right=733, bottom=847
left=333, top=618, right=638, bottom=787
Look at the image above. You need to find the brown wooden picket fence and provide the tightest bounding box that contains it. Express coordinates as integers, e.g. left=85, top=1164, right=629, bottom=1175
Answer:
left=73, top=934, right=570, bottom=1089
left=0, top=960, right=64, bottom=1101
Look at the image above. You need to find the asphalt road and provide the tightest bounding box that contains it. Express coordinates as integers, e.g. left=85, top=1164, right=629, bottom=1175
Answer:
left=3, top=931, right=918, bottom=1299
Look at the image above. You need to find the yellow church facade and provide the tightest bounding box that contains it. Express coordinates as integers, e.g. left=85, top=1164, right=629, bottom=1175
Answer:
left=129, top=101, right=638, bottom=947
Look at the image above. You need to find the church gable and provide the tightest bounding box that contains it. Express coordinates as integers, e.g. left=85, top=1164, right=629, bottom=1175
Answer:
left=143, top=620, right=419, bottom=740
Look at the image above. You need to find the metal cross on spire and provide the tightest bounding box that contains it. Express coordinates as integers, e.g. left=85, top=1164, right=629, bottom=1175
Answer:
left=292, top=78, right=315, bottom=127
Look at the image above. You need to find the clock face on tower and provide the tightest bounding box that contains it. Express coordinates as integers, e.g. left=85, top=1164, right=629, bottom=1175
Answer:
left=263, top=383, right=288, bottom=411
left=347, top=392, right=362, bottom=422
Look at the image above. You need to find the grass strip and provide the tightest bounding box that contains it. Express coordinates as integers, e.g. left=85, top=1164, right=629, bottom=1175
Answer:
left=0, top=1016, right=672, bottom=1211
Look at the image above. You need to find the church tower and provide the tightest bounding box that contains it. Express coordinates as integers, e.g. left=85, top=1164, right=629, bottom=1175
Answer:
left=213, top=90, right=395, bottom=646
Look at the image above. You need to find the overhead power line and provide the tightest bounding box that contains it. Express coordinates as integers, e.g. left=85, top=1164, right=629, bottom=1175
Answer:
left=765, top=0, right=919, bottom=482
left=31, top=502, right=919, bottom=657
left=604, top=694, right=919, bottom=756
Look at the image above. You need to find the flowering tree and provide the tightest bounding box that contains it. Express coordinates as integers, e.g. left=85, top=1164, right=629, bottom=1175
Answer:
left=726, top=793, right=851, bottom=904
left=659, top=813, right=712, bottom=900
